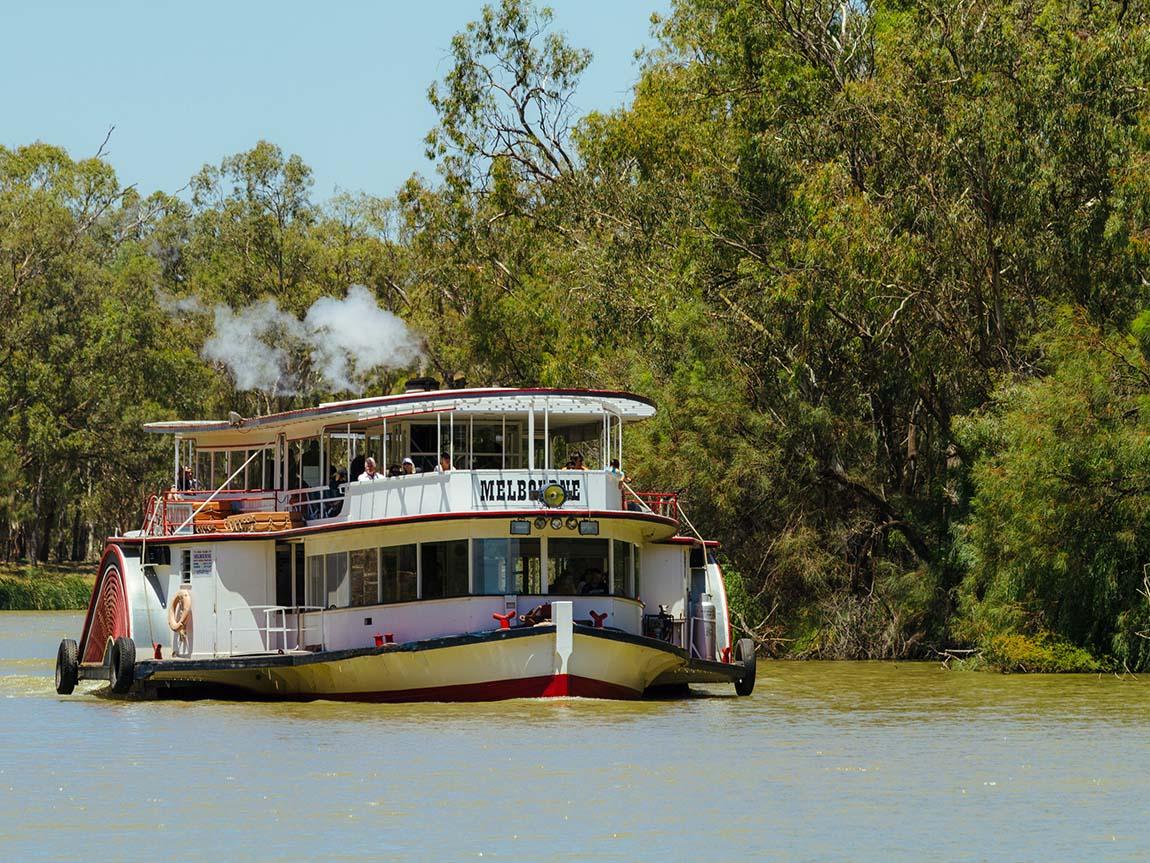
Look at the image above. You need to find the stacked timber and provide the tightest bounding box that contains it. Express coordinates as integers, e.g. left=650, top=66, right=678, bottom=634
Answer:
left=223, top=511, right=304, bottom=532
left=193, top=499, right=234, bottom=534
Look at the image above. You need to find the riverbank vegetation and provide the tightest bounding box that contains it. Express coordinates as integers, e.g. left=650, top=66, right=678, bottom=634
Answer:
left=4, top=0, right=1150, bottom=669
left=0, top=564, right=93, bottom=611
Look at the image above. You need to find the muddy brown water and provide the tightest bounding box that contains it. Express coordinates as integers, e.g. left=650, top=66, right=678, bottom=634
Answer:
left=2, top=611, right=1149, bottom=861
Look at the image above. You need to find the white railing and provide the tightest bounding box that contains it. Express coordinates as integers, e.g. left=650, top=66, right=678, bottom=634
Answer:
left=226, top=605, right=326, bottom=656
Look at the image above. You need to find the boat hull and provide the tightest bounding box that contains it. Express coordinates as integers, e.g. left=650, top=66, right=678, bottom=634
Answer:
left=132, top=625, right=702, bottom=702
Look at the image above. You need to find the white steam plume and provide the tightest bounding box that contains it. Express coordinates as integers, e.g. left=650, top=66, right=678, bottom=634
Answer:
left=164, top=285, right=422, bottom=395
left=305, top=285, right=423, bottom=391
left=201, top=298, right=306, bottom=394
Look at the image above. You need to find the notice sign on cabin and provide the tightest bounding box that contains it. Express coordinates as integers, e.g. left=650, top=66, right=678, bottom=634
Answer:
left=478, top=477, right=581, bottom=503
left=191, top=549, right=213, bottom=578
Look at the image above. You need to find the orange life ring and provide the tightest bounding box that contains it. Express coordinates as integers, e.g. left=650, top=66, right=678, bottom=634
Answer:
left=168, top=589, right=192, bottom=632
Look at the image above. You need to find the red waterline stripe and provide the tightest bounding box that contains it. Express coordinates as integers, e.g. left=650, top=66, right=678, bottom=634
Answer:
left=321, top=674, right=640, bottom=703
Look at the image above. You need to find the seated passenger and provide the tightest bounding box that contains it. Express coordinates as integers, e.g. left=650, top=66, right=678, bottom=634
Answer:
left=607, top=459, right=626, bottom=482
left=401, top=457, right=416, bottom=475
left=579, top=568, right=607, bottom=595
left=358, top=457, right=383, bottom=481
left=549, top=573, right=577, bottom=595
left=325, top=468, right=347, bottom=516
left=435, top=452, right=452, bottom=473
left=571, top=451, right=585, bottom=470
left=387, top=463, right=402, bottom=478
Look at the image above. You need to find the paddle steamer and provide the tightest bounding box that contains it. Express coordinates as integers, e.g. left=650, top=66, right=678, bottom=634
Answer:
left=55, top=383, right=756, bottom=701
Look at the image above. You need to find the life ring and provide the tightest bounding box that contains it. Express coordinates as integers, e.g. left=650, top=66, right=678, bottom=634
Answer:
left=168, top=589, right=192, bottom=632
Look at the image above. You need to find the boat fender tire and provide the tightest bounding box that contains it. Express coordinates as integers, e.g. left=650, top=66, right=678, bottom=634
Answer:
left=109, top=637, right=136, bottom=694
left=734, top=637, right=756, bottom=697
left=55, top=638, right=79, bottom=695
left=168, top=589, right=192, bottom=632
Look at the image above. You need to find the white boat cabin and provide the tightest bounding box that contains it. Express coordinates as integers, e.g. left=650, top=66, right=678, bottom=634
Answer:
left=127, top=386, right=731, bottom=666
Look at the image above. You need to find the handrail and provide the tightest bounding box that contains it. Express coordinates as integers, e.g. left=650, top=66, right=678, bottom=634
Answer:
left=226, top=605, right=325, bottom=655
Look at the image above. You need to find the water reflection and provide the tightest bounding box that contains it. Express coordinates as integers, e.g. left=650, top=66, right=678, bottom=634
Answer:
left=3, top=612, right=1150, bottom=861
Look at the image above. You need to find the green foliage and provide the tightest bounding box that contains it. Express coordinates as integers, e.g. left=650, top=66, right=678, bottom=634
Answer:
left=0, top=564, right=93, bottom=610
left=981, top=632, right=1103, bottom=675
left=956, top=308, right=1150, bottom=670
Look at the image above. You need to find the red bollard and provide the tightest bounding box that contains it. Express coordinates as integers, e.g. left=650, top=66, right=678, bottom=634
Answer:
left=153, top=642, right=163, bottom=660
left=384, top=633, right=395, bottom=644
left=374, top=634, right=384, bottom=648
left=589, top=610, right=607, bottom=628
left=492, top=611, right=517, bottom=630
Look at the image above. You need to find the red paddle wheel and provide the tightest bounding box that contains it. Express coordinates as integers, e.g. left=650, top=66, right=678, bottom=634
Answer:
left=79, top=547, right=131, bottom=664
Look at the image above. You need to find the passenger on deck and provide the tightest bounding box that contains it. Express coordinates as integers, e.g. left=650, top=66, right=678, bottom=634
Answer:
left=402, top=457, right=417, bottom=475
left=350, top=454, right=365, bottom=481
left=326, top=468, right=347, bottom=516
left=607, top=459, right=626, bottom=483
left=358, top=457, right=383, bottom=481
left=387, top=464, right=402, bottom=478
left=571, top=451, right=585, bottom=470
left=436, top=452, right=452, bottom=473
left=178, top=466, right=201, bottom=491
left=579, top=568, right=607, bottom=595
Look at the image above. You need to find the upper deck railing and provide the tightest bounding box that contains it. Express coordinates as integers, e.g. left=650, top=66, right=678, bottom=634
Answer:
left=141, top=470, right=684, bottom=536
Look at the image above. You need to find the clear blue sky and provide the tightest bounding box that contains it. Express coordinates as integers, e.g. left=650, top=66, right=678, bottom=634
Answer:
left=2, top=1, right=668, bottom=199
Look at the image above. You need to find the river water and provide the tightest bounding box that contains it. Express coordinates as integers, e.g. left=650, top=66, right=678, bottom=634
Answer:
left=2, top=612, right=1149, bottom=861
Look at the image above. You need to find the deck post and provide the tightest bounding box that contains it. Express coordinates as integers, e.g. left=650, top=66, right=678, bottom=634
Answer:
left=553, top=600, right=573, bottom=678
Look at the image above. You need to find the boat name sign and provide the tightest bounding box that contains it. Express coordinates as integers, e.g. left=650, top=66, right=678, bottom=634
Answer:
left=478, top=477, right=582, bottom=504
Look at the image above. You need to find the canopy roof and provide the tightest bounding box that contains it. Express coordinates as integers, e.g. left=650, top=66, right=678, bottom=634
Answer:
left=143, top=387, right=656, bottom=449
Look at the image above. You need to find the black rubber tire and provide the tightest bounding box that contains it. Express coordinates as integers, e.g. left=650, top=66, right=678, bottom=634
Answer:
left=734, top=637, right=757, bottom=697
left=55, top=638, right=79, bottom=695
left=109, top=637, right=136, bottom=694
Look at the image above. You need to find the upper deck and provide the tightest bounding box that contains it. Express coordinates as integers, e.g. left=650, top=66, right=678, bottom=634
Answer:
left=139, top=386, right=679, bottom=538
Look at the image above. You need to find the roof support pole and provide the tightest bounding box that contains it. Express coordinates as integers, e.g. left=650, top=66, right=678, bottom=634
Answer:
left=528, top=409, right=535, bottom=471
left=544, top=405, right=550, bottom=472
left=174, top=436, right=180, bottom=489
left=501, top=415, right=506, bottom=470
left=437, top=413, right=442, bottom=466
left=449, top=412, right=454, bottom=467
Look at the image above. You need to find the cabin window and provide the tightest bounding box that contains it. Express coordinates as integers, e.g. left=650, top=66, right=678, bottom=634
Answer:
left=420, top=540, right=468, bottom=598
left=306, top=552, right=349, bottom=608
left=547, top=538, right=609, bottom=595
left=349, top=548, right=379, bottom=607
left=472, top=538, right=542, bottom=594
left=612, top=540, right=629, bottom=597
left=381, top=544, right=418, bottom=603
left=325, top=552, right=349, bottom=608
left=634, top=546, right=642, bottom=600
left=306, top=555, right=324, bottom=607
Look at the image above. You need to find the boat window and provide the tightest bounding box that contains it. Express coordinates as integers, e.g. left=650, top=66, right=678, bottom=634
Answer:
left=306, top=554, right=324, bottom=607
left=420, top=540, right=468, bottom=598
left=634, top=546, right=642, bottom=600
left=612, top=540, right=630, bottom=597
left=306, top=552, right=349, bottom=608
left=349, top=548, right=379, bottom=607
left=325, top=552, right=349, bottom=608
left=381, top=544, right=418, bottom=603
left=473, top=538, right=542, bottom=594
left=547, top=538, right=609, bottom=595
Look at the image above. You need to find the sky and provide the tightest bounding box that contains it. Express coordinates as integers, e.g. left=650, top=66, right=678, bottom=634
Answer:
left=2, top=0, right=669, bottom=199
